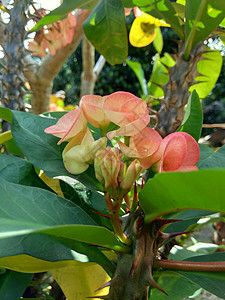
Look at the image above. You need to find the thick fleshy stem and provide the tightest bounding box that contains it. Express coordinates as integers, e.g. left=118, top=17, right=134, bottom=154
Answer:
left=104, top=192, right=132, bottom=246
left=155, top=259, right=225, bottom=271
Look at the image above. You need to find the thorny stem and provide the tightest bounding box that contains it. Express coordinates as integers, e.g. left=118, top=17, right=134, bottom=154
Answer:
left=155, top=259, right=225, bottom=272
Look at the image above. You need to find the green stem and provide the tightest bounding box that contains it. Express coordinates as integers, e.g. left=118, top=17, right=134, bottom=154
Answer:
left=155, top=259, right=225, bottom=272
left=110, top=210, right=132, bottom=246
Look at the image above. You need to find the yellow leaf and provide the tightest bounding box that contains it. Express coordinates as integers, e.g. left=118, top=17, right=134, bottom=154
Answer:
left=129, top=13, right=170, bottom=48
left=39, top=171, right=64, bottom=197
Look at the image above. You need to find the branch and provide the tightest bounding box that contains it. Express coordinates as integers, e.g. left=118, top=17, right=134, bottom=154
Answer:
left=155, top=259, right=225, bottom=272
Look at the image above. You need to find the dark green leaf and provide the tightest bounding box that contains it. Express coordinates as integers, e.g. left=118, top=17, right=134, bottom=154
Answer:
left=178, top=90, right=203, bottom=141
left=198, top=144, right=225, bottom=169
left=126, top=59, right=148, bottom=97
left=132, top=0, right=184, bottom=40
left=0, top=270, right=32, bottom=300
left=11, top=111, right=102, bottom=191
left=83, top=0, right=128, bottom=65
left=0, top=154, right=51, bottom=191
left=121, top=0, right=135, bottom=7
left=0, top=178, right=127, bottom=252
left=197, top=144, right=214, bottom=167
left=139, top=169, right=225, bottom=222
left=184, top=0, right=225, bottom=59
left=150, top=271, right=200, bottom=300
left=32, top=0, right=100, bottom=31
left=189, top=49, right=223, bottom=98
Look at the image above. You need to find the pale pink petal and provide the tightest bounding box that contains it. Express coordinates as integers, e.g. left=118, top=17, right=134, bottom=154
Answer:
left=44, top=108, right=87, bottom=144
left=125, top=8, right=132, bottom=16
left=134, top=7, right=143, bottom=17
left=107, top=114, right=150, bottom=139
left=80, top=95, right=111, bottom=128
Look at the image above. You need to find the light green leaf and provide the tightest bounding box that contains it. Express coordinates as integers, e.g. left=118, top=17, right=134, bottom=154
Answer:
left=0, top=107, right=12, bottom=123
left=0, top=270, right=32, bottom=300
left=189, top=49, right=223, bottom=98
left=31, top=0, right=100, bottom=31
left=0, top=178, right=127, bottom=252
left=83, top=0, right=128, bottom=65
left=139, top=169, right=225, bottom=223
left=0, top=131, right=12, bottom=144
left=11, top=110, right=102, bottom=192
left=126, top=59, right=148, bottom=97
left=132, top=0, right=184, bottom=40
left=153, top=27, right=163, bottom=53
left=178, top=90, right=203, bottom=141
left=198, top=144, right=225, bottom=169
left=148, top=53, right=175, bottom=97
left=184, top=0, right=225, bottom=59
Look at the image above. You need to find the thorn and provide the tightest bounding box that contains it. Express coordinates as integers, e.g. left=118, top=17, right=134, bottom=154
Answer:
left=155, top=218, right=182, bottom=229
left=149, top=275, right=168, bottom=295
left=151, top=81, right=165, bottom=90
left=141, top=176, right=144, bottom=189
left=124, top=193, right=130, bottom=210
left=92, top=211, right=110, bottom=219
left=167, top=230, right=193, bottom=239
left=95, top=281, right=111, bottom=292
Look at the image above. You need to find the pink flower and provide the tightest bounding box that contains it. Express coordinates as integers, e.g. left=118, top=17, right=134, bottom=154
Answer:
left=44, top=108, right=87, bottom=145
left=117, top=127, right=162, bottom=167
left=80, top=95, right=111, bottom=130
left=151, top=132, right=200, bottom=173
left=120, top=159, right=143, bottom=191
left=104, top=92, right=150, bottom=139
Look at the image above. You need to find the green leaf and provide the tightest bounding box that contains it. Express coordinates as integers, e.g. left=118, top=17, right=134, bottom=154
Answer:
left=184, top=0, right=225, bottom=59
left=121, top=0, right=135, bottom=7
left=132, top=0, right=184, bottom=40
left=0, top=154, right=51, bottom=190
left=150, top=271, right=200, bottom=300
left=139, top=169, right=225, bottom=223
left=126, top=59, right=148, bottom=97
left=83, top=0, right=128, bottom=65
left=11, top=110, right=102, bottom=192
left=178, top=90, right=203, bottom=141
left=0, top=178, right=127, bottom=252
left=31, top=0, right=100, bottom=31
left=148, top=53, right=175, bottom=97
left=0, top=270, right=32, bottom=300
left=198, top=144, right=225, bottom=169
left=0, top=107, right=12, bottom=123
left=3, top=139, right=24, bottom=156
left=197, top=144, right=214, bottom=167
left=0, top=131, right=12, bottom=144
left=176, top=253, right=225, bottom=299
left=153, top=27, right=163, bottom=54
left=189, top=49, right=223, bottom=98
left=0, top=233, right=114, bottom=274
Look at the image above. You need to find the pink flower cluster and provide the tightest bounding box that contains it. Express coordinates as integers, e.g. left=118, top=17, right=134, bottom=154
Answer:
left=28, top=12, right=76, bottom=57
left=45, top=91, right=200, bottom=179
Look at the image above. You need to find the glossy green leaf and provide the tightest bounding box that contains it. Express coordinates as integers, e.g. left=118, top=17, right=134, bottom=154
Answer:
left=32, top=0, right=100, bottom=31
left=11, top=110, right=102, bottom=191
left=153, top=27, right=163, bottom=54
left=184, top=0, right=225, bottom=59
left=198, top=144, right=225, bottom=169
left=0, top=178, right=127, bottom=252
left=0, top=270, right=32, bottom=300
left=126, top=59, right=148, bottom=97
left=189, top=49, right=223, bottom=98
left=0, top=107, right=12, bottom=123
left=132, top=0, right=184, bottom=40
left=178, top=90, right=203, bottom=141
left=83, top=0, right=128, bottom=65
left=139, top=169, right=225, bottom=223
left=150, top=271, right=200, bottom=300
left=197, top=144, right=214, bottom=167
left=176, top=253, right=225, bottom=299
left=0, top=154, right=50, bottom=190
left=148, top=53, right=175, bottom=97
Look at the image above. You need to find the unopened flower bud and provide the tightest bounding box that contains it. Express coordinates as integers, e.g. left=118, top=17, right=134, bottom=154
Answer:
left=120, top=159, right=143, bottom=191
left=94, top=147, right=121, bottom=190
